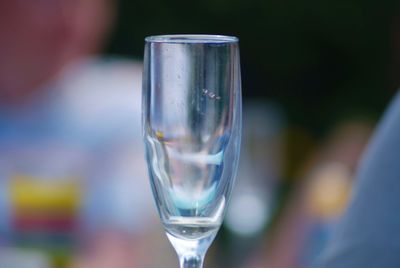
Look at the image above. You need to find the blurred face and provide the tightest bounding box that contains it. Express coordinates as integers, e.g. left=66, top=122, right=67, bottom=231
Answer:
left=0, top=0, right=114, bottom=102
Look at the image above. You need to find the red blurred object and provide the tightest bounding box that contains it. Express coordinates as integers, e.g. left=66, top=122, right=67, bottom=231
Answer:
left=13, top=215, right=76, bottom=233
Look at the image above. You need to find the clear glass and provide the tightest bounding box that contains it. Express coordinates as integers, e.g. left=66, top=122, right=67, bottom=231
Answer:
left=142, top=34, right=242, bottom=268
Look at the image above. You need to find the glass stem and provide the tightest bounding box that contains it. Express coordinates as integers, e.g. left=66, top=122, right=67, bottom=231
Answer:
left=179, top=254, right=204, bottom=268
left=167, top=232, right=216, bottom=268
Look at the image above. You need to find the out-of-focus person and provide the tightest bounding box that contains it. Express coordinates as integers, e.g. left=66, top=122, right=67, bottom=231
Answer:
left=311, top=13, right=400, bottom=268
left=244, top=91, right=400, bottom=268
left=311, top=91, right=400, bottom=268
left=0, top=1, right=174, bottom=268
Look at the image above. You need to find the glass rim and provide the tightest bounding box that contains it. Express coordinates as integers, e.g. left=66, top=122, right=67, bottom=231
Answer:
left=145, top=34, right=239, bottom=44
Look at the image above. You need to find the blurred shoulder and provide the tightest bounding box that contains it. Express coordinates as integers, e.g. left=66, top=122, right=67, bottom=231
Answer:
left=56, top=56, right=143, bottom=141
left=60, top=56, right=142, bottom=93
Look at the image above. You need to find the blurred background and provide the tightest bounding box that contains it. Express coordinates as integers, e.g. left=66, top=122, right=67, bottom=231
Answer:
left=0, top=0, right=399, bottom=267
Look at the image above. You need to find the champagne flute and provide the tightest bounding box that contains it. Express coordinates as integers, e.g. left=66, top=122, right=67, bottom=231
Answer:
left=142, top=34, right=242, bottom=268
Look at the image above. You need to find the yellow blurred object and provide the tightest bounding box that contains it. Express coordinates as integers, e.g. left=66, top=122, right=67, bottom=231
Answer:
left=156, top=130, right=164, bottom=139
left=307, top=163, right=352, bottom=220
left=10, top=174, right=81, bottom=213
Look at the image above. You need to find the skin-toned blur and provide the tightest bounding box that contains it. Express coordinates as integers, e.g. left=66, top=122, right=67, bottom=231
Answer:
left=0, top=0, right=115, bottom=102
